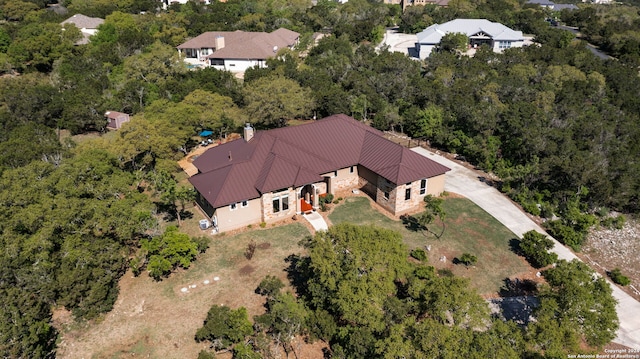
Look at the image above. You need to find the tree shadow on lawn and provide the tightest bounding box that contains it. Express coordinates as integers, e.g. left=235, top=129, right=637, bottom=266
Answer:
left=284, top=253, right=312, bottom=298
left=400, top=214, right=423, bottom=232
left=508, top=238, right=522, bottom=255
left=155, top=202, right=194, bottom=222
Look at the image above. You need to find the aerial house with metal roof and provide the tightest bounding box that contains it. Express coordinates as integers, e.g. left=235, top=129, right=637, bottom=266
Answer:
left=189, top=114, right=450, bottom=233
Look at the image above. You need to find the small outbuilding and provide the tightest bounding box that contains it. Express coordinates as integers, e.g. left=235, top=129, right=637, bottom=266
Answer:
left=104, top=111, right=130, bottom=130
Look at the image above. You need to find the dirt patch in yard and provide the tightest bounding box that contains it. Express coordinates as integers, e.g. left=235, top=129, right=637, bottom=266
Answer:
left=579, top=218, right=640, bottom=301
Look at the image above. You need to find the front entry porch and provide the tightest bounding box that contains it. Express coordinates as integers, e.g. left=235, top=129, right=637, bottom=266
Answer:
left=299, top=183, right=320, bottom=214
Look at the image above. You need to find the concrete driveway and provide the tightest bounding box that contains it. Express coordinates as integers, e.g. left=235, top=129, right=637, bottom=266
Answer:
left=412, top=147, right=640, bottom=348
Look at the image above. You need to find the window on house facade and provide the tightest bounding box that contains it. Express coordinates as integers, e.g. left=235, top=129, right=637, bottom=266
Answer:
left=230, top=202, right=237, bottom=210
left=420, top=179, right=427, bottom=195
left=405, top=188, right=411, bottom=201
left=241, top=200, right=248, bottom=208
left=334, top=170, right=338, bottom=177
left=498, top=41, right=512, bottom=49
left=350, top=166, right=355, bottom=173
left=210, top=58, right=224, bottom=66
left=384, top=190, right=389, bottom=200
left=185, top=48, right=197, bottom=58
left=272, top=195, right=289, bottom=213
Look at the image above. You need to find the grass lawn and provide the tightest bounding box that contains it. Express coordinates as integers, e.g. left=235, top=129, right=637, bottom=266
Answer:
left=329, top=196, right=535, bottom=296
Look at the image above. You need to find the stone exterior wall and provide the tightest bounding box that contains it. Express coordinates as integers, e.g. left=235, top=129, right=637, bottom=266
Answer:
left=261, top=188, right=296, bottom=224
left=375, top=176, right=398, bottom=214
left=358, top=165, right=378, bottom=198
left=215, top=197, right=262, bottom=232
left=394, top=180, right=423, bottom=214
left=322, top=166, right=359, bottom=195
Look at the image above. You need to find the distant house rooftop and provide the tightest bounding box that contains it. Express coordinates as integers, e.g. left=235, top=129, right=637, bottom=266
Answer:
left=60, top=14, right=104, bottom=45
left=176, top=28, right=300, bottom=72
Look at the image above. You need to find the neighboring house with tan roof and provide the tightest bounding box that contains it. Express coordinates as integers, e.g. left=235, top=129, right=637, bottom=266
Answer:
left=60, top=14, right=104, bottom=45
left=176, top=28, right=299, bottom=72
left=189, top=114, right=450, bottom=233
left=416, top=19, right=525, bottom=59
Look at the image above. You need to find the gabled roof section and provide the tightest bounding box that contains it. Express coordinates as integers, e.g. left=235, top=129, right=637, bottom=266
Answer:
left=177, top=28, right=299, bottom=60
left=189, top=114, right=450, bottom=208
left=359, top=132, right=450, bottom=184
left=61, top=14, right=104, bottom=30
left=417, top=19, right=524, bottom=44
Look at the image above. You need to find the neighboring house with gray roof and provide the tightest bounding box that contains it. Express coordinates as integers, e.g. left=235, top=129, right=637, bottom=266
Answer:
left=526, top=0, right=579, bottom=10
left=60, top=14, right=104, bottom=45
left=415, top=19, right=525, bottom=59
left=189, top=114, right=450, bottom=233
left=176, top=28, right=299, bottom=72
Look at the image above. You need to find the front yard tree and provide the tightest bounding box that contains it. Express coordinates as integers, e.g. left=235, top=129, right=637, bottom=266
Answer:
left=529, top=260, right=618, bottom=352
left=255, top=292, right=308, bottom=359
left=417, top=194, right=447, bottom=238
left=195, top=305, right=253, bottom=351
left=437, top=32, right=468, bottom=54
left=242, top=75, right=315, bottom=127
left=304, top=223, right=412, bottom=332
left=139, top=226, right=199, bottom=280
left=518, top=230, right=558, bottom=268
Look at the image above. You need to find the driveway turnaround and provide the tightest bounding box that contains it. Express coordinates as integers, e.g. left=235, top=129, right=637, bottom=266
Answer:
left=412, top=147, right=640, bottom=348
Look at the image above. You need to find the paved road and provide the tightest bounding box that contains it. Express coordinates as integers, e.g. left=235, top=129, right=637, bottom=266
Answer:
left=412, top=147, right=640, bottom=348
left=556, top=25, right=612, bottom=60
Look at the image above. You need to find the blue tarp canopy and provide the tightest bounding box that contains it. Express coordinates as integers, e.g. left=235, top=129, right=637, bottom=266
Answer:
left=199, top=130, right=213, bottom=137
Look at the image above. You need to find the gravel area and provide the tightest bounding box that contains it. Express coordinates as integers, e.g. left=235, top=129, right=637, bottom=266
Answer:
left=582, top=218, right=640, bottom=301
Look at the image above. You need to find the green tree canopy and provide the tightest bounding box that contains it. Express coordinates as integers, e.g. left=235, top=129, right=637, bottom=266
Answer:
left=195, top=305, right=253, bottom=351
left=529, top=260, right=618, bottom=352
left=304, top=223, right=412, bottom=332
left=242, top=75, right=315, bottom=127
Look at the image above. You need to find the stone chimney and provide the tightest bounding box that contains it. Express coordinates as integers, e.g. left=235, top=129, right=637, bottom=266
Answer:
left=244, top=123, right=254, bottom=142
left=214, top=35, right=225, bottom=50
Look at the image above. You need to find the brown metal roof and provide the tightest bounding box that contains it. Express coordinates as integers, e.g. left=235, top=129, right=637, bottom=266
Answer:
left=189, top=114, right=450, bottom=208
left=177, top=28, right=299, bottom=60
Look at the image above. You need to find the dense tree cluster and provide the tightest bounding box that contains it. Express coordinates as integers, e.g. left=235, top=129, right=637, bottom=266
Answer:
left=196, top=224, right=618, bottom=358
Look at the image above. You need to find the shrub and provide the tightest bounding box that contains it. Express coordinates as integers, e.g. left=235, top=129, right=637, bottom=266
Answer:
left=197, top=350, right=216, bottom=359
left=193, top=236, right=211, bottom=253
left=415, top=266, right=435, bottom=279
left=459, top=253, right=477, bottom=267
left=245, top=240, right=257, bottom=260
left=256, top=275, right=284, bottom=299
left=608, top=268, right=631, bottom=286
left=437, top=268, right=454, bottom=277
left=544, top=220, right=585, bottom=251
left=410, top=249, right=427, bottom=262
left=320, top=193, right=334, bottom=204
left=260, top=222, right=266, bottom=228
left=518, top=230, right=558, bottom=268
left=601, top=215, right=625, bottom=230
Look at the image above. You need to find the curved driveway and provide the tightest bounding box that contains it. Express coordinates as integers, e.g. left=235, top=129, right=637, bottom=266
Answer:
left=412, top=147, right=640, bottom=348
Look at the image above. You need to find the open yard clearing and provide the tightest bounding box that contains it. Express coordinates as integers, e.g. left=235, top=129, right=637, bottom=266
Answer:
left=330, top=196, right=540, bottom=296
left=57, top=194, right=538, bottom=358
left=56, top=223, right=313, bottom=359
left=302, top=191, right=536, bottom=297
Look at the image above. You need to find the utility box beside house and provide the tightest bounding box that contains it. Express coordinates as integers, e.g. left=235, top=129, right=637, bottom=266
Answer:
left=104, top=111, right=130, bottom=130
